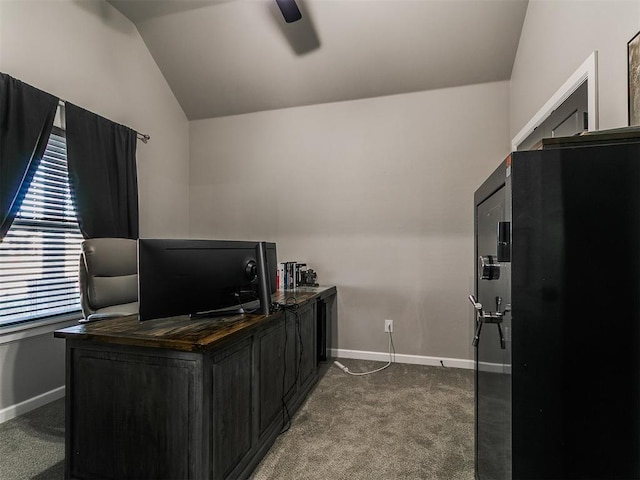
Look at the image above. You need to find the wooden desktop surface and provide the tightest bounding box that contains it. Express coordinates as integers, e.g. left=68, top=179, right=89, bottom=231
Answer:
left=54, top=286, right=336, bottom=352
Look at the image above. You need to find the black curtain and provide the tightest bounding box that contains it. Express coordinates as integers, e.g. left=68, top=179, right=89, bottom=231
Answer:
left=65, top=103, right=139, bottom=239
left=0, top=73, right=58, bottom=240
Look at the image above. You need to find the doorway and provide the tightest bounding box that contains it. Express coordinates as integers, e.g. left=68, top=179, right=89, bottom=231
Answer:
left=511, top=51, right=598, bottom=151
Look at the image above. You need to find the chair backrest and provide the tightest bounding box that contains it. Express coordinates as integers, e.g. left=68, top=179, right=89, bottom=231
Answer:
left=79, top=238, right=138, bottom=319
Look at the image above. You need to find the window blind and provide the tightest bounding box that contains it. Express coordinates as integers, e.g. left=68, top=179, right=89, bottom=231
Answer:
left=0, top=131, right=83, bottom=327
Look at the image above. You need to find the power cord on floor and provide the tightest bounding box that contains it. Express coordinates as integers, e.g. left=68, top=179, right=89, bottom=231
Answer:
left=334, top=331, right=396, bottom=376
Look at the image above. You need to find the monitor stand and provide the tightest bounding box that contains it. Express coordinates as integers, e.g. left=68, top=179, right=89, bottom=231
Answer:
left=189, top=299, right=261, bottom=319
left=189, top=307, right=245, bottom=319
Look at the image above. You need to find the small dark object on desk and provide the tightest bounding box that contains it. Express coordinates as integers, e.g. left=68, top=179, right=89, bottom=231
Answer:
left=299, top=269, right=319, bottom=287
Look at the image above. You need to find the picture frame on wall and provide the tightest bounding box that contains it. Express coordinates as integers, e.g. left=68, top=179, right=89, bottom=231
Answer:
left=628, top=31, right=640, bottom=126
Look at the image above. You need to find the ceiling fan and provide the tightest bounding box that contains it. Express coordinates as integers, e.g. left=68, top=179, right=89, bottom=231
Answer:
left=275, top=0, right=302, bottom=23
left=107, top=0, right=313, bottom=53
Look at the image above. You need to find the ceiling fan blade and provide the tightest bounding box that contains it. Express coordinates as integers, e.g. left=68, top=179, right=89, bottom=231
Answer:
left=275, top=0, right=302, bottom=23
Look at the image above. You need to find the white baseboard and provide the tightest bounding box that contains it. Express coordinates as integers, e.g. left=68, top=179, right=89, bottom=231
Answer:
left=331, top=348, right=474, bottom=370
left=0, top=386, right=65, bottom=424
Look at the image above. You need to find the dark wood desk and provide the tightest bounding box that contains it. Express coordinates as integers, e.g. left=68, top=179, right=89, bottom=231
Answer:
left=55, top=286, right=336, bottom=480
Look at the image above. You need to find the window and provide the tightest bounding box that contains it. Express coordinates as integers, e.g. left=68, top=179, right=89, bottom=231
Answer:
left=0, top=128, right=83, bottom=327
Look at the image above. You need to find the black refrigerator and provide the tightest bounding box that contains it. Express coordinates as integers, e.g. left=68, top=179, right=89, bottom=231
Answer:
left=472, top=129, right=640, bottom=480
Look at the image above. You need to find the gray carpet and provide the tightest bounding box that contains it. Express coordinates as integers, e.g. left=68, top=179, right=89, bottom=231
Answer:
left=0, top=360, right=474, bottom=480
left=252, top=360, right=474, bottom=480
left=0, top=397, right=65, bottom=479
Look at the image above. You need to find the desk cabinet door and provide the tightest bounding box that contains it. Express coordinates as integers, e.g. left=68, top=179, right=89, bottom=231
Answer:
left=258, top=319, right=285, bottom=437
left=298, top=302, right=316, bottom=389
left=283, top=311, right=297, bottom=400
left=68, top=347, right=201, bottom=480
left=211, top=338, right=253, bottom=480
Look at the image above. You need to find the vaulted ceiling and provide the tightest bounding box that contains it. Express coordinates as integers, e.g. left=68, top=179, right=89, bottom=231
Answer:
left=108, top=0, right=529, bottom=120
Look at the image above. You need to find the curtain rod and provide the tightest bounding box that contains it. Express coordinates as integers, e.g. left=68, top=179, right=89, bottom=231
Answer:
left=57, top=99, right=150, bottom=144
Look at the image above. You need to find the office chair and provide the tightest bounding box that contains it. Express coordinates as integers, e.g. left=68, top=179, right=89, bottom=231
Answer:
left=79, top=237, right=138, bottom=322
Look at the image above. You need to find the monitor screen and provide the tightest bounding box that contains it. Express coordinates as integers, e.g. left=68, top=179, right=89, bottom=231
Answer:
left=138, top=239, right=277, bottom=321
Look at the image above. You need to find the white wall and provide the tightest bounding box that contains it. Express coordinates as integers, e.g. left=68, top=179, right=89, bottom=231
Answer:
left=190, top=81, right=510, bottom=362
left=0, top=0, right=189, bottom=417
left=510, top=0, right=640, bottom=138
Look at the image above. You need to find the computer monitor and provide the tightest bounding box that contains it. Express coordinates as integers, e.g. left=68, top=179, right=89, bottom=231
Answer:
left=138, top=239, right=276, bottom=321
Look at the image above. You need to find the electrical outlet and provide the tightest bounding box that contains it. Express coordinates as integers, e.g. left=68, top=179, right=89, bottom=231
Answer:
left=384, top=319, right=393, bottom=333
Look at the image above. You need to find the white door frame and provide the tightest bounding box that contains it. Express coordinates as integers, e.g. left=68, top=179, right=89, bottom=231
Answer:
left=511, top=51, right=599, bottom=151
